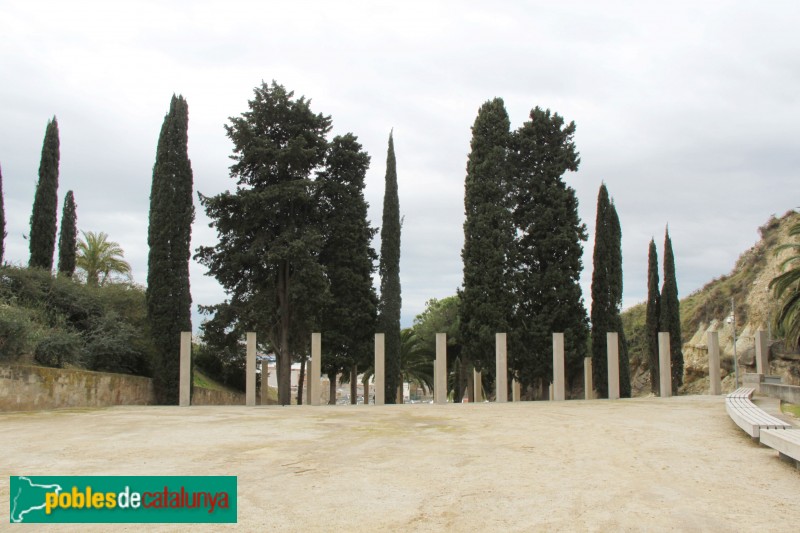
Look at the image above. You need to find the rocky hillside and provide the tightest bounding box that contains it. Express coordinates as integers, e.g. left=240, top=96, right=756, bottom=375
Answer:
left=623, top=210, right=800, bottom=396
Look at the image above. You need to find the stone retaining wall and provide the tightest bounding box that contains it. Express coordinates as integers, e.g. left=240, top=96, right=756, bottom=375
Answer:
left=191, top=386, right=245, bottom=406
left=0, top=364, right=155, bottom=411
left=761, top=383, right=800, bottom=405
left=1, top=364, right=248, bottom=410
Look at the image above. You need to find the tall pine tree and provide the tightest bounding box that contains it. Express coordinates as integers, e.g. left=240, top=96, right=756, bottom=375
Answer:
left=508, top=107, right=589, bottom=394
left=660, top=228, right=683, bottom=394
left=377, top=131, right=402, bottom=403
left=646, top=238, right=661, bottom=394
left=57, top=190, right=77, bottom=277
left=147, top=95, right=195, bottom=405
left=591, top=184, right=630, bottom=397
left=317, top=133, right=378, bottom=404
left=29, top=117, right=60, bottom=270
left=197, top=82, right=330, bottom=406
left=0, top=164, right=6, bottom=264
left=459, top=98, right=513, bottom=376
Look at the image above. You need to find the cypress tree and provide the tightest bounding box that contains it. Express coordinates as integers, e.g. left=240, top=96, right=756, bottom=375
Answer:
left=0, top=164, right=6, bottom=264
left=608, top=199, right=631, bottom=397
left=57, top=191, right=77, bottom=277
left=147, top=95, right=195, bottom=405
left=459, top=98, right=513, bottom=376
left=660, top=228, right=683, bottom=394
left=508, top=107, right=589, bottom=393
left=646, top=238, right=661, bottom=394
left=317, top=133, right=378, bottom=403
left=377, top=131, right=402, bottom=403
left=590, top=184, right=630, bottom=397
left=29, top=116, right=60, bottom=270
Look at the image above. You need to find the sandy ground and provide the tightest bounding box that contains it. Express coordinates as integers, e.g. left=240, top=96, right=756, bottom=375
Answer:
left=2, top=395, right=799, bottom=532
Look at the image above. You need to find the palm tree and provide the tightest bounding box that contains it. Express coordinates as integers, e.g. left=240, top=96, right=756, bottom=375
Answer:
left=770, top=218, right=800, bottom=347
left=76, top=231, right=132, bottom=286
left=399, top=328, right=434, bottom=395
left=356, top=328, right=434, bottom=402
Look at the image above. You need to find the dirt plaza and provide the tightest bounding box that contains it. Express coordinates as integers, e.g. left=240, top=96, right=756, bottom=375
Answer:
left=2, top=395, right=798, bottom=531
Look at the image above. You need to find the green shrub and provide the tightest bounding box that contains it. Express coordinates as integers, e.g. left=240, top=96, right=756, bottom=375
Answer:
left=34, top=330, right=84, bottom=368
left=0, top=266, right=154, bottom=377
left=0, top=305, right=37, bottom=360
left=85, top=312, right=150, bottom=375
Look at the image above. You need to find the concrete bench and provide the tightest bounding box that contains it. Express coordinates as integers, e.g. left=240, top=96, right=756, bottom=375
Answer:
left=760, top=429, right=800, bottom=468
left=725, top=387, right=792, bottom=439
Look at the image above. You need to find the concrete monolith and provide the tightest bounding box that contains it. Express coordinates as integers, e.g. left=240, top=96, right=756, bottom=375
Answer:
left=310, top=333, right=321, bottom=406
left=584, top=357, right=593, bottom=400
left=246, top=332, right=256, bottom=406
left=512, top=379, right=521, bottom=402
left=755, top=330, right=769, bottom=375
left=375, top=333, right=385, bottom=405
left=496, top=333, right=508, bottom=403
left=607, top=332, right=620, bottom=400
left=553, top=333, right=565, bottom=401
left=180, top=331, right=191, bottom=407
left=435, top=333, right=447, bottom=404
left=474, top=369, right=482, bottom=402
left=659, top=332, right=672, bottom=398
left=707, top=331, right=721, bottom=395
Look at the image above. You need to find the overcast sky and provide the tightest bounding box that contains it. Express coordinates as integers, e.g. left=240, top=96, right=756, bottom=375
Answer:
left=1, top=1, right=798, bottom=331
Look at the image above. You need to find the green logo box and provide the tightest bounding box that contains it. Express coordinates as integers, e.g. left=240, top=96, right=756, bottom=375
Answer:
left=10, top=476, right=237, bottom=523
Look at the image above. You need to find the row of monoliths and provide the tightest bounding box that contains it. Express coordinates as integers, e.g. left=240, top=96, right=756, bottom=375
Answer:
left=177, top=328, right=772, bottom=406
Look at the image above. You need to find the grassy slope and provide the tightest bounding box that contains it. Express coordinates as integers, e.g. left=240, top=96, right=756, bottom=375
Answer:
left=194, top=367, right=279, bottom=403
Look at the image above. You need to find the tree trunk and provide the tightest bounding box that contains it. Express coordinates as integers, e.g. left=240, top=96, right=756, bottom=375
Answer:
left=397, top=383, right=403, bottom=404
left=362, top=374, right=370, bottom=405
left=350, top=365, right=358, bottom=405
left=328, top=373, right=337, bottom=405
left=296, top=357, right=306, bottom=405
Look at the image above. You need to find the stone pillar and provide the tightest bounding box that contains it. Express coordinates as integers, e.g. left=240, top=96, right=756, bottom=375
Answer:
left=473, top=369, right=482, bottom=402
left=246, top=332, right=256, bottom=406
left=553, top=333, right=565, bottom=401
left=584, top=357, right=593, bottom=400
left=755, top=330, right=769, bottom=375
left=310, top=333, right=321, bottom=406
left=260, top=361, right=268, bottom=405
left=658, top=332, right=672, bottom=398
left=707, top=331, right=721, bottom=395
left=495, top=333, right=508, bottom=403
left=607, top=332, right=620, bottom=400
left=179, top=331, right=191, bottom=407
left=512, top=379, right=521, bottom=402
left=374, top=333, right=385, bottom=406
left=435, top=333, right=447, bottom=404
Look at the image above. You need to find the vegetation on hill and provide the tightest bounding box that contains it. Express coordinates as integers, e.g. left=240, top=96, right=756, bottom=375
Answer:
left=0, top=265, right=153, bottom=376
left=623, top=210, right=800, bottom=393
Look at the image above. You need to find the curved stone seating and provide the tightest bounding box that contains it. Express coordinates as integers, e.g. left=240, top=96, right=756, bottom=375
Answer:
left=759, top=429, right=800, bottom=467
left=725, top=387, right=792, bottom=439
